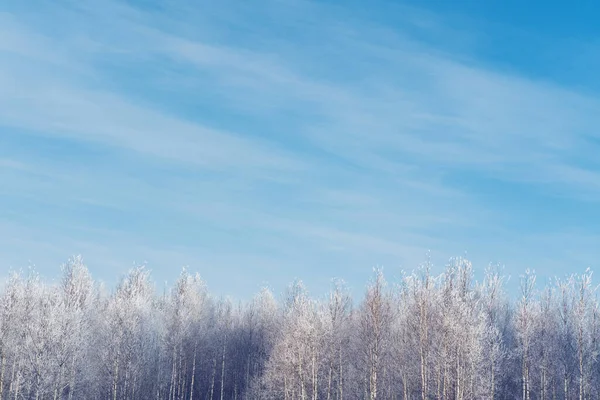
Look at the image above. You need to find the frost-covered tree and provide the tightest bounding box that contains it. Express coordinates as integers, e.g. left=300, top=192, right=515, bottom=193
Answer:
left=3, top=255, right=600, bottom=400
left=356, top=269, right=394, bottom=400
left=479, top=265, right=510, bottom=400
left=516, top=269, right=537, bottom=400
left=323, top=279, right=352, bottom=400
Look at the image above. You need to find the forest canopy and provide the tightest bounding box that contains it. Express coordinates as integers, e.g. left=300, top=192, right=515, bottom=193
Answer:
left=1, top=255, right=598, bottom=400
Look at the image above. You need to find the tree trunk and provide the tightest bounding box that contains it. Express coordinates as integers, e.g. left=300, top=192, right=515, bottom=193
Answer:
left=327, top=360, right=332, bottom=400
left=177, top=345, right=184, bottom=400
left=169, top=344, right=177, bottom=400
left=123, top=362, right=129, bottom=400
left=470, top=364, right=475, bottom=400
left=155, top=350, right=162, bottom=400
left=245, top=359, right=250, bottom=395
left=299, top=355, right=306, bottom=400
left=436, top=357, right=442, bottom=400
left=190, top=341, right=197, bottom=400
left=68, top=353, right=76, bottom=400
left=522, top=348, right=526, bottom=400
left=112, top=358, right=119, bottom=400
left=524, top=363, right=528, bottom=400
left=443, top=358, right=448, bottom=400
left=456, top=351, right=461, bottom=400
left=53, top=362, right=63, bottom=400
left=210, top=357, right=216, bottom=400
left=491, top=364, right=495, bottom=400
left=311, top=351, right=317, bottom=400
left=131, top=372, right=137, bottom=400
left=541, top=364, right=546, bottom=400
left=371, top=356, right=378, bottom=400
left=0, top=352, right=5, bottom=400
left=9, top=356, right=17, bottom=400
left=12, top=364, right=19, bottom=400
left=220, top=337, right=226, bottom=400
left=420, top=301, right=428, bottom=400
left=338, top=345, right=343, bottom=400
left=579, top=328, right=584, bottom=400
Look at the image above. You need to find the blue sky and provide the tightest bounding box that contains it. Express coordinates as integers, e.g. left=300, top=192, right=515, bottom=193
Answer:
left=1, top=0, right=600, bottom=299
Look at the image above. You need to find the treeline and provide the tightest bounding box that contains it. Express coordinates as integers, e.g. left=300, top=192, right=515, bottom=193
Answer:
left=1, top=256, right=600, bottom=400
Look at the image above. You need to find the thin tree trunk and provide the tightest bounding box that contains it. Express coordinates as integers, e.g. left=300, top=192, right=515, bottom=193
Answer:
left=420, top=345, right=427, bottom=400
left=541, top=364, right=546, bottom=400
left=179, top=368, right=185, bottom=400
left=177, top=345, right=184, bottom=400
left=371, top=360, right=377, bottom=400
left=522, top=349, right=526, bottom=400
left=190, top=341, right=197, bottom=400
left=419, top=284, right=429, bottom=400
left=245, top=359, right=250, bottom=394
left=0, top=352, right=5, bottom=400
left=420, top=312, right=428, bottom=400
left=299, top=354, right=306, bottom=400
left=155, top=350, right=162, bottom=400
left=123, top=361, right=129, bottom=400
left=436, top=357, right=442, bottom=400
left=526, top=358, right=530, bottom=400
left=210, top=357, right=216, bottom=400
left=169, top=345, right=177, bottom=400
left=443, top=358, right=448, bottom=400
left=327, top=361, right=332, bottom=400
left=134, top=372, right=139, bottom=400
left=491, top=364, right=495, bottom=400
left=112, top=358, right=119, bottom=400
left=470, top=364, right=475, bottom=400
left=338, top=345, right=343, bottom=400
left=68, top=353, right=76, bottom=400
left=312, top=350, right=317, bottom=400
left=53, top=362, right=63, bottom=400
left=456, top=349, right=461, bottom=400
left=220, top=337, right=226, bottom=400
left=579, top=329, right=584, bottom=400
left=12, top=362, right=19, bottom=400
left=9, top=356, right=17, bottom=400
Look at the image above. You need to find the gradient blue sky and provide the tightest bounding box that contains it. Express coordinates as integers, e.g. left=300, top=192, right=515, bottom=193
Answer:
left=2, top=0, right=600, bottom=299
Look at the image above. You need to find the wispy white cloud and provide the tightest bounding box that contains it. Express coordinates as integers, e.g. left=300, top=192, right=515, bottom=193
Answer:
left=133, top=3, right=600, bottom=198
left=0, top=71, right=303, bottom=174
left=2, top=0, right=600, bottom=297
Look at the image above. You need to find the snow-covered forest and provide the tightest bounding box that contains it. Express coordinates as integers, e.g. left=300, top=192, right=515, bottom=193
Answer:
left=2, top=256, right=600, bottom=400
